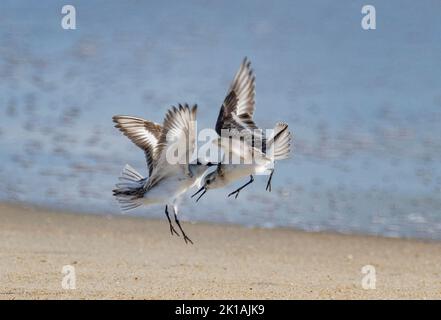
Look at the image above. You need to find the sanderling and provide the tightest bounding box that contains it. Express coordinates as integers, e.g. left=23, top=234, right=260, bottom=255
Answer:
left=112, top=104, right=213, bottom=244
left=191, top=58, right=292, bottom=201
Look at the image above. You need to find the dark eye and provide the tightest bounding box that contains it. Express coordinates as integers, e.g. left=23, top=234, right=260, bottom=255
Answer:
left=207, top=180, right=211, bottom=185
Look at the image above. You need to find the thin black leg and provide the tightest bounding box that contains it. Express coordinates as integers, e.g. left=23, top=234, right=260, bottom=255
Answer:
left=228, top=175, right=254, bottom=199
left=266, top=169, right=274, bottom=192
left=165, top=205, right=179, bottom=236
left=174, top=213, right=193, bottom=245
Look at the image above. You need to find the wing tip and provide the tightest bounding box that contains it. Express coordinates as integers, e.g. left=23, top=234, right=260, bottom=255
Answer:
left=112, top=115, right=121, bottom=124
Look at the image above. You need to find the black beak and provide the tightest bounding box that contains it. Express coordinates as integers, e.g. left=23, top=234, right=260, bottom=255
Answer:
left=191, top=186, right=207, bottom=202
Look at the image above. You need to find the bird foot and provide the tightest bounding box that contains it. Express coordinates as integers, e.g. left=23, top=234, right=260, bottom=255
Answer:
left=265, top=181, right=272, bottom=192
left=228, top=189, right=241, bottom=199
left=169, top=225, right=180, bottom=237
left=182, top=233, right=193, bottom=245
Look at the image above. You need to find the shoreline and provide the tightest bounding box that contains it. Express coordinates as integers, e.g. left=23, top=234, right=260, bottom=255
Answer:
left=1, top=202, right=441, bottom=299
left=5, top=200, right=440, bottom=244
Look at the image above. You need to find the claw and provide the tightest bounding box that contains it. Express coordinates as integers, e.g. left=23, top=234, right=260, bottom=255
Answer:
left=174, top=212, right=194, bottom=245
left=165, top=205, right=180, bottom=237
left=228, top=190, right=240, bottom=199
left=182, top=234, right=194, bottom=245
left=169, top=225, right=180, bottom=237
left=228, top=175, right=254, bottom=199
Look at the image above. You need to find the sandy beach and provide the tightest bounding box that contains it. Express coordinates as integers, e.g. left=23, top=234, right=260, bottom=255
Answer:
left=0, top=202, right=440, bottom=299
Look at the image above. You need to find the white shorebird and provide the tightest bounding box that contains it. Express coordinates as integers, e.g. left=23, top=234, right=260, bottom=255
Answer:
left=112, top=104, right=213, bottom=244
left=191, top=58, right=292, bottom=201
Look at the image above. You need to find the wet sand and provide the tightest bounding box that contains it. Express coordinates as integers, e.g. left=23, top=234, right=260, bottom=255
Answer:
left=0, top=203, right=440, bottom=299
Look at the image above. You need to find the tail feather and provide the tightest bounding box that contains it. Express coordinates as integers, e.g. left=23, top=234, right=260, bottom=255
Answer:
left=266, top=122, right=292, bottom=160
left=113, top=164, right=146, bottom=212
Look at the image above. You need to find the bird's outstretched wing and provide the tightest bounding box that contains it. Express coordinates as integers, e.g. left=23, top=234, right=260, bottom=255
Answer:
left=153, top=104, right=198, bottom=179
left=112, top=115, right=162, bottom=176
left=215, top=57, right=258, bottom=135
left=215, top=58, right=265, bottom=152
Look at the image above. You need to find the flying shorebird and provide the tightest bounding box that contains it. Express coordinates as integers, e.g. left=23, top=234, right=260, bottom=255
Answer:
left=191, top=58, right=292, bottom=202
left=112, top=104, right=213, bottom=244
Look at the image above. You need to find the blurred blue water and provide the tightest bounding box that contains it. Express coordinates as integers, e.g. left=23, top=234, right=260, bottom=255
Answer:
left=1, top=0, right=441, bottom=240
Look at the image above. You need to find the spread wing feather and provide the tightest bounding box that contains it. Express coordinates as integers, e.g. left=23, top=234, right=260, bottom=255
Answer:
left=215, top=57, right=257, bottom=135
left=215, top=58, right=265, bottom=152
left=146, top=104, right=198, bottom=187
left=112, top=116, right=162, bottom=176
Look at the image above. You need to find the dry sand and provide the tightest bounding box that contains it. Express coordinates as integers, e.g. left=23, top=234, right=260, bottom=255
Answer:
left=0, top=203, right=440, bottom=299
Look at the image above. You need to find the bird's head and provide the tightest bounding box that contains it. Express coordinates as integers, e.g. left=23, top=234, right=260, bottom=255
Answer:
left=191, top=167, right=220, bottom=202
